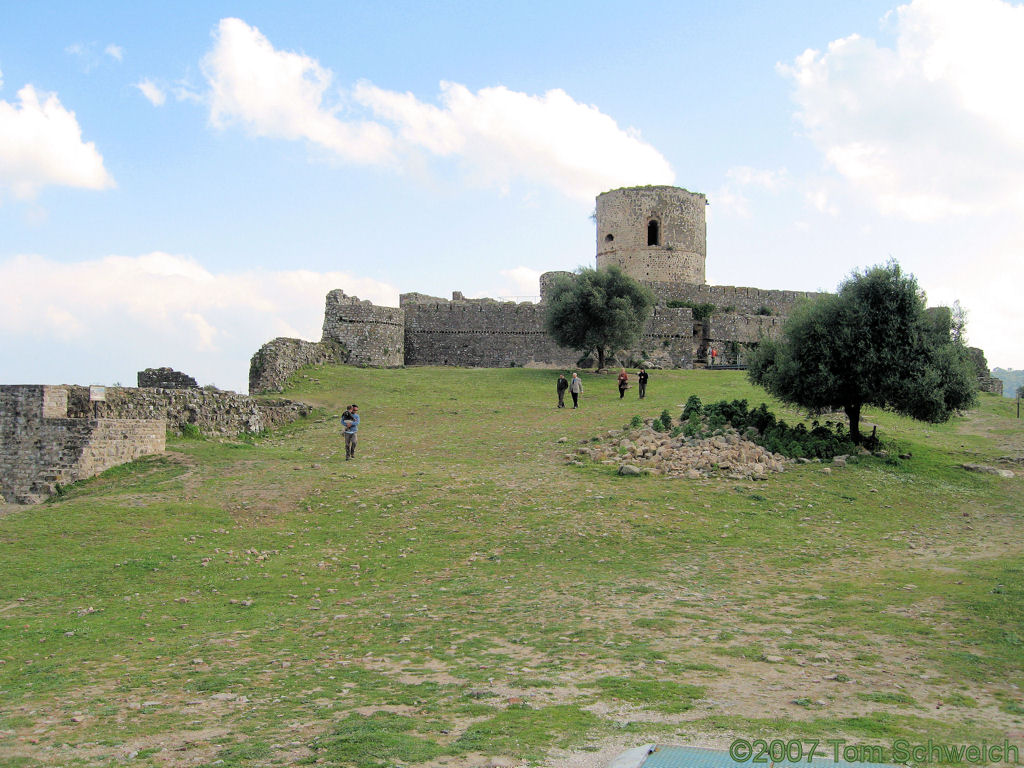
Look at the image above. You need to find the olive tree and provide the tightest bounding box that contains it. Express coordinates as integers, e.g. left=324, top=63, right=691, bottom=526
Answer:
left=544, top=266, right=654, bottom=370
left=748, top=261, right=977, bottom=443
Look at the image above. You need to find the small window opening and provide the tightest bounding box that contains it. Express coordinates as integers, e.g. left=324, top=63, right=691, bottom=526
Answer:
left=647, top=220, right=660, bottom=246
left=605, top=233, right=614, bottom=242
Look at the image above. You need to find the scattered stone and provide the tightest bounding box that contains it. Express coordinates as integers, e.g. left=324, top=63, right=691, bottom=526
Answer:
left=812, top=652, right=830, bottom=662
left=961, top=463, right=1014, bottom=478
left=617, top=464, right=643, bottom=476
left=762, top=654, right=785, bottom=663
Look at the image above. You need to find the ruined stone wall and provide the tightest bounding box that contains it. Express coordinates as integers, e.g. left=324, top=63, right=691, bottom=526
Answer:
left=321, top=290, right=404, bottom=367
left=249, top=338, right=349, bottom=394
left=64, top=386, right=312, bottom=436
left=978, top=377, right=1004, bottom=395
left=634, top=307, right=695, bottom=368
left=402, top=297, right=579, bottom=367
left=596, top=186, right=706, bottom=284
left=654, top=283, right=823, bottom=316
left=1, top=385, right=165, bottom=504
left=138, top=367, right=197, bottom=389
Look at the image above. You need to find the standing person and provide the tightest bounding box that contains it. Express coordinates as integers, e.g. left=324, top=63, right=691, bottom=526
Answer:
left=342, top=404, right=360, bottom=460
left=637, top=368, right=649, bottom=399
left=617, top=369, right=629, bottom=399
left=569, top=372, right=583, bottom=409
left=556, top=374, right=568, bottom=408
left=711, top=348, right=718, bottom=366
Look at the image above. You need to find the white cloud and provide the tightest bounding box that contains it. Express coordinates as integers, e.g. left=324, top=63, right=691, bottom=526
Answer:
left=201, top=17, right=673, bottom=201
left=0, top=84, right=114, bottom=199
left=136, top=78, right=166, bottom=106
left=0, top=252, right=400, bottom=392
left=714, top=165, right=788, bottom=217
left=780, top=0, right=1024, bottom=221
left=105, top=44, right=123, bottom=62
left=354, top=81, right=674, bottom=200
left=202, top=17, right=394, bottom=165
left=499, top=266, right=541, bottom=299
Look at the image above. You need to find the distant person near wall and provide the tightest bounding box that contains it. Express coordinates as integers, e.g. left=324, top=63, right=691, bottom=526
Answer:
left=617, top=369, right=629, bottom=399
left=557, top=374, right=568, bottom=408
left=637, top=368, right=648, bottom=398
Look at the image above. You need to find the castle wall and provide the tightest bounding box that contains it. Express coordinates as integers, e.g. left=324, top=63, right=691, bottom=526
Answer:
left=653, top=282, right=824, bottom=316
left=402, top=298, right=579, bottom=367
left=249, top=337, right=349, bottom=394
left=64, top=386, right=312, bottom=436
left=321, top=289, right=404, bottom=367
left=596, top=186, right=706, bottom=284
left=1, top=385, right=165, bottom=504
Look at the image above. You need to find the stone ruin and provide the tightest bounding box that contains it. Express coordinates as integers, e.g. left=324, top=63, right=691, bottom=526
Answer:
left=0, top=384, right=311, bottom=504
left=137, top=367, right=198, bottom=389
left=249, top=185, right=823, bottom=393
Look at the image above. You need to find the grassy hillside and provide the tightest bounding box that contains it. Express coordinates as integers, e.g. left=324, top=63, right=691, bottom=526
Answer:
left=1, top=366, right=1021, bottom=768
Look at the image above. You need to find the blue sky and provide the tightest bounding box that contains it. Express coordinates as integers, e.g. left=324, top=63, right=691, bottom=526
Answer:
left=2, top=0, right=1021, bottom=392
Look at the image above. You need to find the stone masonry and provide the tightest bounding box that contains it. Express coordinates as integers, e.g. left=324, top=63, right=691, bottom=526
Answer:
left=137, top=367, right=198, bottom=389
left=247, top=184, right=988, bottom=392
left=1, top=383, right=312, bottom=503
left=1, top=385, right=165, bottom=504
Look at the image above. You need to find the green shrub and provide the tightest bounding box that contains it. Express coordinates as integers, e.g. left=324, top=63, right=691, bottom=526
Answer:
left=630, top=415, right=643, bottom=429
left=179, top=423, right=203, bottom=440
left=681, top=395, right=703, bottom=421
left=666, top=300, right=716, bottom=321
left=756, top=305, right=773, bottom=316
left=658, top=409, right=673, bottom=431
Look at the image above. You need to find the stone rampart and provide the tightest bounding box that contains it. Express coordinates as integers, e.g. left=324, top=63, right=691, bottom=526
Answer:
left=321, top=290, right=404, bottom=367
left=402, top=299, right=578, bottom=367
left=249, top=337, right=349, bottom=394
left=978, top=377, right=1004, bottom=395
left=654, top=283, right=823, bottom=316
left=138, top=367, right=197, bottom=389
left=706, top=314, right=785, bottom=345
left=64, top=386, right=312, bottom=436
left=1, top=385, right=165, bottom=504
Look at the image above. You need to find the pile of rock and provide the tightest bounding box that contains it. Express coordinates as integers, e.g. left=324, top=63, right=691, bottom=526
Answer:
left=570, top=424, right=789, bottom=480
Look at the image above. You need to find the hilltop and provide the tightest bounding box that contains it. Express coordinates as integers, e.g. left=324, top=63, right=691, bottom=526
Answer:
left=1, top=367, right=1021, bottom=767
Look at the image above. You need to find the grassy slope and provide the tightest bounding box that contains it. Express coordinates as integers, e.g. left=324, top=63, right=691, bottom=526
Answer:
left=0, top=366, right=1021, bottom=768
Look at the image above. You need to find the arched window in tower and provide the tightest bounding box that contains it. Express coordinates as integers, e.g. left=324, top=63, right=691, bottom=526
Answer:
left=605, top=233, right=614, bottom=242
left=647, top=220, right=660, bottom=246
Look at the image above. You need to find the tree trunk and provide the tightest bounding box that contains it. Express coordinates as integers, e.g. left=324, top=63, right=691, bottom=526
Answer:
left=597, top=348, right=606, bottom=370
left=844, top=404, right=862, bottom=444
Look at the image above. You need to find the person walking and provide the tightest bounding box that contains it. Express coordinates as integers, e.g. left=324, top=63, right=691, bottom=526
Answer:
left=342, top=404, right=360, bottom=460
left=569, top=372, right=583, bottom=408
left=617, top=369, right=629, bottom=399
left=637, top=368, right=648, bottom=399
left=556, top=374, right=568, bottom=408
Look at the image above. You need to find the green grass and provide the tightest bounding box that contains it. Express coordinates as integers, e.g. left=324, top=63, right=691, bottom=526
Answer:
left=1, top=367, right=1021, bottom=766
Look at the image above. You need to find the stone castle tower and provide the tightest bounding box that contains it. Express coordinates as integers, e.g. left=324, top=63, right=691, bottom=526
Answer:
left=596, top=186, right=707, bottom=285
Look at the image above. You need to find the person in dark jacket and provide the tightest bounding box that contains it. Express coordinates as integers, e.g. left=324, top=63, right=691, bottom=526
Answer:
left=556, top=374, right=568, bottom=408
left=637, top=368, right=649, bottom=398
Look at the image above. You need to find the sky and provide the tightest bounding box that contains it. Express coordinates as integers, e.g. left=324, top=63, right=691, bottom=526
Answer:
left=1, top=0, right=1022, bottom=393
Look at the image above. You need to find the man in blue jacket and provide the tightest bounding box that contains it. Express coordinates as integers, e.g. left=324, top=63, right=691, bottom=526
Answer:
left=342, top=404, right=360, bottom=460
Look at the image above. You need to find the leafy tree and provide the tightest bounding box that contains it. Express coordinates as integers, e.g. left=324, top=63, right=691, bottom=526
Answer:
left=748, top=261, right=977, bottom=443
left=544, top=266, right=654, bottom=370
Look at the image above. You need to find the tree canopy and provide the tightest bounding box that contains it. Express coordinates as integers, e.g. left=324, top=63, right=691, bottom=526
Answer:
left=748, top=261, right=977, bottom=443
left=544, top=266, right=654, bottom=370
